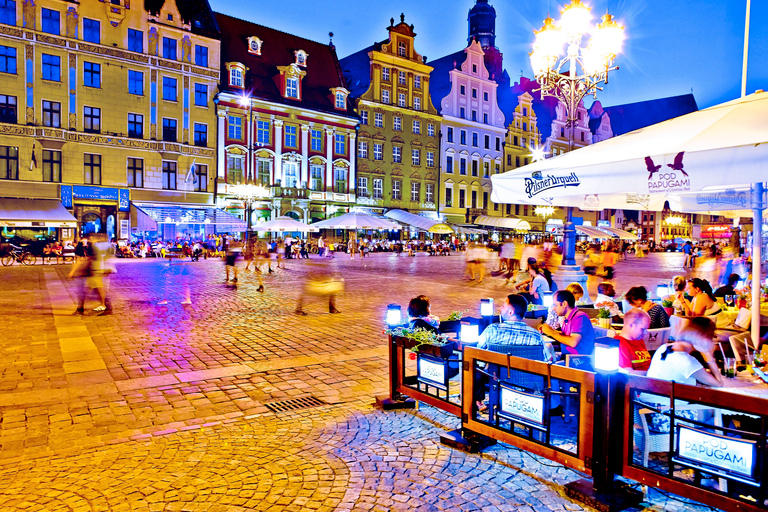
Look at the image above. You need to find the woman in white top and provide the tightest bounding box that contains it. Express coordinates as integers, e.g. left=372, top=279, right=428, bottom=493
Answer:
left=678, top=278, right=721, bottom=317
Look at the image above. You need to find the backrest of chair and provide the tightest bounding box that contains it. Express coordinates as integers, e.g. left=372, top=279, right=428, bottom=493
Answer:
left=523, top=318, right=543, bottom=330
left=643, top=327, right=671, bottom=352
left=484, top=343, right=545, bottom=390
left=410, top=319, right=438, bottom=333
left=729, top=332, right=753, bottom=362
left=485, top=343, right=544, bottom=361
left=579, top=307, right=600, bottom=319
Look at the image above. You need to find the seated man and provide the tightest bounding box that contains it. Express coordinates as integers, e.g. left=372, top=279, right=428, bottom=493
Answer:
left=714, top=273, right=740, bottom=298
left=540, top=290, right=596, bottom=370
left=615, top=308, right=652, bottom=372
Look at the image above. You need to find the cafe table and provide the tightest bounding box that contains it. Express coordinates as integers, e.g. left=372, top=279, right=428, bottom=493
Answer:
left=718, top=369, right=768, bottom=399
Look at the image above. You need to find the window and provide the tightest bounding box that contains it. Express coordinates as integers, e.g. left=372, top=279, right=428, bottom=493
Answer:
left=195, top=45, right=208, bottom=67
left=398, top=71, right=406, bottom=85
left=398, top=41, right=406, bottom=56
left=426, top=151, right=434, bottom=167
left=0, top=1, right=16, bottom=26
left=484, top=91, right=488, bottom=101
left=83, top=106, right=100, bottom=133
left=227, top=156, right=243, bottom=184
left=162, top=118, right=177, bottom=142
left=41, top=8, right=59, bottom=35
left=471, top=190, right=477, bottom=208
left=128, top=29, right=143, bottom=53
left=472, top=160, right=478, bottom=176
left=230, top=67, right=243, bottom=87
left=360, top=111, right=368, bottom=125
left=472, top=110, right=477, bottom=122
left=228, top=115, right=242, bottom=140
left=284, top=125, right=297, bottom=148
left=426, top=183, right=434, bottom=203
left=84, top=154, right=101, bottom=185
left=335, top=92, right=345, bottom=109
left=392, top=179, right=401, bottom=200
left=472, top=88, right=477, bottom=99
left=42, top=100, right=60, bottom=127
left=373, top=178, right=383, bottom=199
left=128, top=70, right=143, bottom=95
left=194, top=164, right=207, bottom=192
left=83, top=62, right=100, bottom=88
left=194, top=123, right=207, bottom=146
left=459, top=189, right=465, bottom=208
left=309, top=128, right=321, bottom=151
left=357, top=176, right=368, bottom=197
left=560, top=127, right=565, bottom=137
left=580, top=132, right=585, bottom=142
left=460, top=85, right=465, bottom=95
left=460, top=130, right=466, bottom=145
left=286, top=77, right=298, bottom=98
left=411, top=182, right=420, bottom=202
left=414, top=97, right=421, bottom=110
left=460, top=107, right=465, bottom=119
left=162, top=77, right=177, bottom=101
left=194, top=83, right=207, bottom=106
left=412, top=120, right=420, bottom=134
left=0, top=94, right=16, bottom=123
left=0, top=145, right=18, bottom=180
left=495, top=137, right=501, bottom=151
left=309, top=164, right=323, bottom=190
left=513, top=136, right=518, bottom=146
left=516, top=156, right=520, bottom=167
left=483, top=113, right=488, bottom=124
left=42, top=150, right=61, bottom=182
left=484, top=135, right=490, bottom=149
left=483, top=161, right=489, bottom=177
left=393, top=116, right=401, bottom=131
left=472, top=64, right=477, bottom=73
left=258, top=120, right=271, bottom=145
left=446, top=156, right=453, bottom=173
left=398, top=92, right=405, bottom=107
left=444, top=187, right=452, bottom=207
left=382, top=67, right=390, bottom=81
left=162, top=37, right=177, bottom=60
left=523, top=107, right=527, bottom=116
left=83, top=18, right=100, bottom=44
left=374, top=112, right=383, bottom=128
left=382, top=89, right=390, bottom=104
left=428, top=123, right=435, bottom=137
left=127, top=158, right=143, bottom=187
left=373, top=143, right=382, bottom=161
left=162, top=161, right=177, bottom=190
left=472, top=133, right=478, bottom=147
left=257, top=159, right=271, bottom=186
left=358, top=141, right=368, bottom=158
left=447, top=128, right=453, bottom=143
left=41, top=54, right=61, bottom=81
left=0, top=46, right=16, bottom=74
left=333, top=166, right=347, bottom=193
left=283, top=161, right=298, bottom=187
left=392, top=146, right=401, bottom=163
left=507, top=155, right=511, bottom=166
left=460, top=158, right=466, bottom=175
left=411, top=149, right=420, bottom=166
left=522, top=137, right=527, bottom=147
left=334, top=133, right=345, bottom=154
left=414, top=76, right=421, bottom=89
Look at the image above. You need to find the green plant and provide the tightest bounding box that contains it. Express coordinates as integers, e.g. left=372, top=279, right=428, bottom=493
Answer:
left=384, top=326, right=449, bottom=352
left=661, top=298, right=674, bottom=308
left=446, top=309, right=467, bottom=321
left=596, top=308, right=612, bottom=319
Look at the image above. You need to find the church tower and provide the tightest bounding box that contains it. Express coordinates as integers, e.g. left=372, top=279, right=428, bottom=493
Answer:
left=467, top=0, right=504, bottom=83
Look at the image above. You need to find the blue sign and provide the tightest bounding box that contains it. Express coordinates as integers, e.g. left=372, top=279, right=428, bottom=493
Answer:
left=60, top=185, right=73, bottom=208
left=72, top=186, right=119, bottom=202
left=119, top=189, right=130, bottom=212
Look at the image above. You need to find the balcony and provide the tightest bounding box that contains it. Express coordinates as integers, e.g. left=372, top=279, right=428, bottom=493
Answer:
left=271, top=186, right=309, bottom=199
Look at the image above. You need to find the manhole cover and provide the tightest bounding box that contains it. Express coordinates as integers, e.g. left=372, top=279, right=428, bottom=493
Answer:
left=265, top=396, right=327, bottom=413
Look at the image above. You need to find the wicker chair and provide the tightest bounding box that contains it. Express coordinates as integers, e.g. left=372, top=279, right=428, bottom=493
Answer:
left=484, top=343, right=547, bottom=422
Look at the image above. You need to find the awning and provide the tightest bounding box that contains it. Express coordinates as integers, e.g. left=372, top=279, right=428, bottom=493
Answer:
left=132, top=202, right=247, bottom=231
left=597, top=226, right=638, bottom=240
left=0, top=198, right=77, bottom=228
left=384, top=209, right=453, bottom=234
left=450, top=223, right=487, bottom=235
left=575, top=225, right=611, bottom=239
left=131, top=205, right=158, bottom=232
left=473, top=215, right=531, bottom=231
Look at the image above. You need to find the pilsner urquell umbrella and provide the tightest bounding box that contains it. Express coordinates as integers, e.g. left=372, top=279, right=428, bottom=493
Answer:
left=310, top=211, right=401, bottom=231
left=490, top=90, right=768, bottom=343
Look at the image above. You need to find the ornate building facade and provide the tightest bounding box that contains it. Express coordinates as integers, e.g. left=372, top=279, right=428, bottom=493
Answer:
left=214, top=14, right=358, bottom=225
left=340, top=15, right=441, bottom=217
left=0, top=0, right=221, bottom=240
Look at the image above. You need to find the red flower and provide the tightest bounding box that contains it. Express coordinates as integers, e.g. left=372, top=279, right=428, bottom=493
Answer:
left=408, top=352, right=417, bottom=360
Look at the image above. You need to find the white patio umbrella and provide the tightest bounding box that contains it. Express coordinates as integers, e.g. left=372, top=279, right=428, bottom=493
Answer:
left=491, top=91, right=768, bottom=343
left=310, top=211, right=401, bottom=231
left=252, top=216, right=318, bottom=232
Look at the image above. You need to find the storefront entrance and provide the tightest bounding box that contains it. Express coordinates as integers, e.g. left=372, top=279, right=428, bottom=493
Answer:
left=77, top=205, right=117, bottom=239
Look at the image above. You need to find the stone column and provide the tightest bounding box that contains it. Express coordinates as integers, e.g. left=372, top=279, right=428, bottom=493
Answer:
left=273, top=120, right=283, bottom=185
left=300, top=125, right=309, bottom=187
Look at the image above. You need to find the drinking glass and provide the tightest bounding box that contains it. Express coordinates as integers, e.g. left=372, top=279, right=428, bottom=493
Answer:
left=724, top=357, right=736, bottom=378
left=725, top=295, right=735, bottom=308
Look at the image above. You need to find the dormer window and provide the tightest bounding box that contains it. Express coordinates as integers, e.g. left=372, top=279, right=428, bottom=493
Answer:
left=294, top=50, right=308, bottom=67
left=398, top=41, right=406, bottom=57
left=277, top=63, right=306, bottom=101
left=225, top=62, right=246, bottom=89
left=247, top=37, right=262, bottom=56
left=286, top=78, right=298, bottom=98
left=331, top=87, right=349, bottom=111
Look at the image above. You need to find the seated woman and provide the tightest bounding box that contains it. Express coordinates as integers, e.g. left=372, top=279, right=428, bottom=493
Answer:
left=514, top=262, right=549, bottom=305
left=679, top=278, right=721, bottom=317
left=667, top=275, right=688, bottom=313
left=625, top=286, right=670, bottom=329
left=407, top=295, right=440, bottom=330
left=546, top=282, right=584, bottom=329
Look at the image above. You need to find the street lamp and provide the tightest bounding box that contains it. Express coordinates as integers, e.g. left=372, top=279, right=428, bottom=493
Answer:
left=535, top=205, right=556, bottom=233
left=529, top=0, right=624, bottom=267
left=232, top=183, right=269, bottom=240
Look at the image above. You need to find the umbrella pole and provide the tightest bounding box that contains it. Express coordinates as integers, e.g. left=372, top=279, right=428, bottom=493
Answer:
left=752, top=182, right=764, bottom=347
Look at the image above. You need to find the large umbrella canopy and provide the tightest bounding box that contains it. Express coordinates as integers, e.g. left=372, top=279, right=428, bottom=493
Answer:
left=491, top=91, right=768, bottom=211
left=310, top=212, right=401, bottom=230
left=252, top=216, right=318, bottom=232
left=384, top=209, right=453, bottom=234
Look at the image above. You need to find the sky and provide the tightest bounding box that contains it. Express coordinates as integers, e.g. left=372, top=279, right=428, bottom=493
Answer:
left=207, top=0, right=768, bottom=110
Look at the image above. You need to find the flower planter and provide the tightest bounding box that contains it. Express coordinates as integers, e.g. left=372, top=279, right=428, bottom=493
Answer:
left=598, top=318, right=612, bottom=329
left=663, top=307, right=674, bottom=316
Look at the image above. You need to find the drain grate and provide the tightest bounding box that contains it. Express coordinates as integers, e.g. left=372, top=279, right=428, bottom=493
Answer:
left=265, top=395, right=327, bottom=413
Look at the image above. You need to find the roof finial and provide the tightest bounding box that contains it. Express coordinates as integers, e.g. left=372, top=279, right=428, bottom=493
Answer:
left=390, top=17, right=394, bottom=27
left=328, top=32, right=335, bottom=49
left=400, top=13, right=405, bottom=23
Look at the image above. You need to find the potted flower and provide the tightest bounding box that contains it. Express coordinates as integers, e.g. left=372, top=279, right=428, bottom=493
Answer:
left=594, top=301, right=613, bottom=329
left=661, top=298, right=674, bottom=316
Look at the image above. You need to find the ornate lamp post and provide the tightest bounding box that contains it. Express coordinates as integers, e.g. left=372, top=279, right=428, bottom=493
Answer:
left=535, top=205, right=556, bottom=233
left=529, top=0, right=624, bottom=267
left=231, top=183, right=269, bottom=240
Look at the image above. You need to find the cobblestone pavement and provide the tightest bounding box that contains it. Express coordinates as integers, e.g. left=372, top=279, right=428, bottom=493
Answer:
left=0, top=251, right=720, bottom=511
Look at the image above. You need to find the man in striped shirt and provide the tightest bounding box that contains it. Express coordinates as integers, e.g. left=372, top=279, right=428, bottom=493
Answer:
left=477, top=294, right=555, bottom=362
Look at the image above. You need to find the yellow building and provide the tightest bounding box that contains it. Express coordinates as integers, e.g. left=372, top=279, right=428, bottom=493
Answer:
left=340, top=15, right=442, bottom=220
left=0, top=0, right=225, bottom=242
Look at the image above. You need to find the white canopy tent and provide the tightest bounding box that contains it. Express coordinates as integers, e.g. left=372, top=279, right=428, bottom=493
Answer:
left=310, top=212, right=401, bottom=231
left=598, top=226, right=638, bottom=240
left=474, top=215, right=531, bottom=231
left=252, top=216, right=318, bottom=232
left=491, top=91, right=768, bottom=344
left=384, top=209, right=453, bottom=234
left=575, top=225, right=611, bottom=239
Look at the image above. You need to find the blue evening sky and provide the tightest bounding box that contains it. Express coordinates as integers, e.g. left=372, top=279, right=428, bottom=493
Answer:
left=209, top=0, right=768, bottom=110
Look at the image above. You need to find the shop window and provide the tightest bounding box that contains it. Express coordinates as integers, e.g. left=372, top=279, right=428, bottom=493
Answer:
left=127, top=158, right=143, bottom=187
left=162, top=161, right=177, bottom=190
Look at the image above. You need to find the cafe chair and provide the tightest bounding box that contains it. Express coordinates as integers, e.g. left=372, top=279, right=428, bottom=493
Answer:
left=485, top=344, right=546, bottom=422
left=728, top=332, right=758, bottom=363
left=565, top=354, right=594, bottom=371
left=642, top=327, right=672, bottom=352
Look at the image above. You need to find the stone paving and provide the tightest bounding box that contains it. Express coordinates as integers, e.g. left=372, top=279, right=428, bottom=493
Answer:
left=0, top=251, right=721, bottom=511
